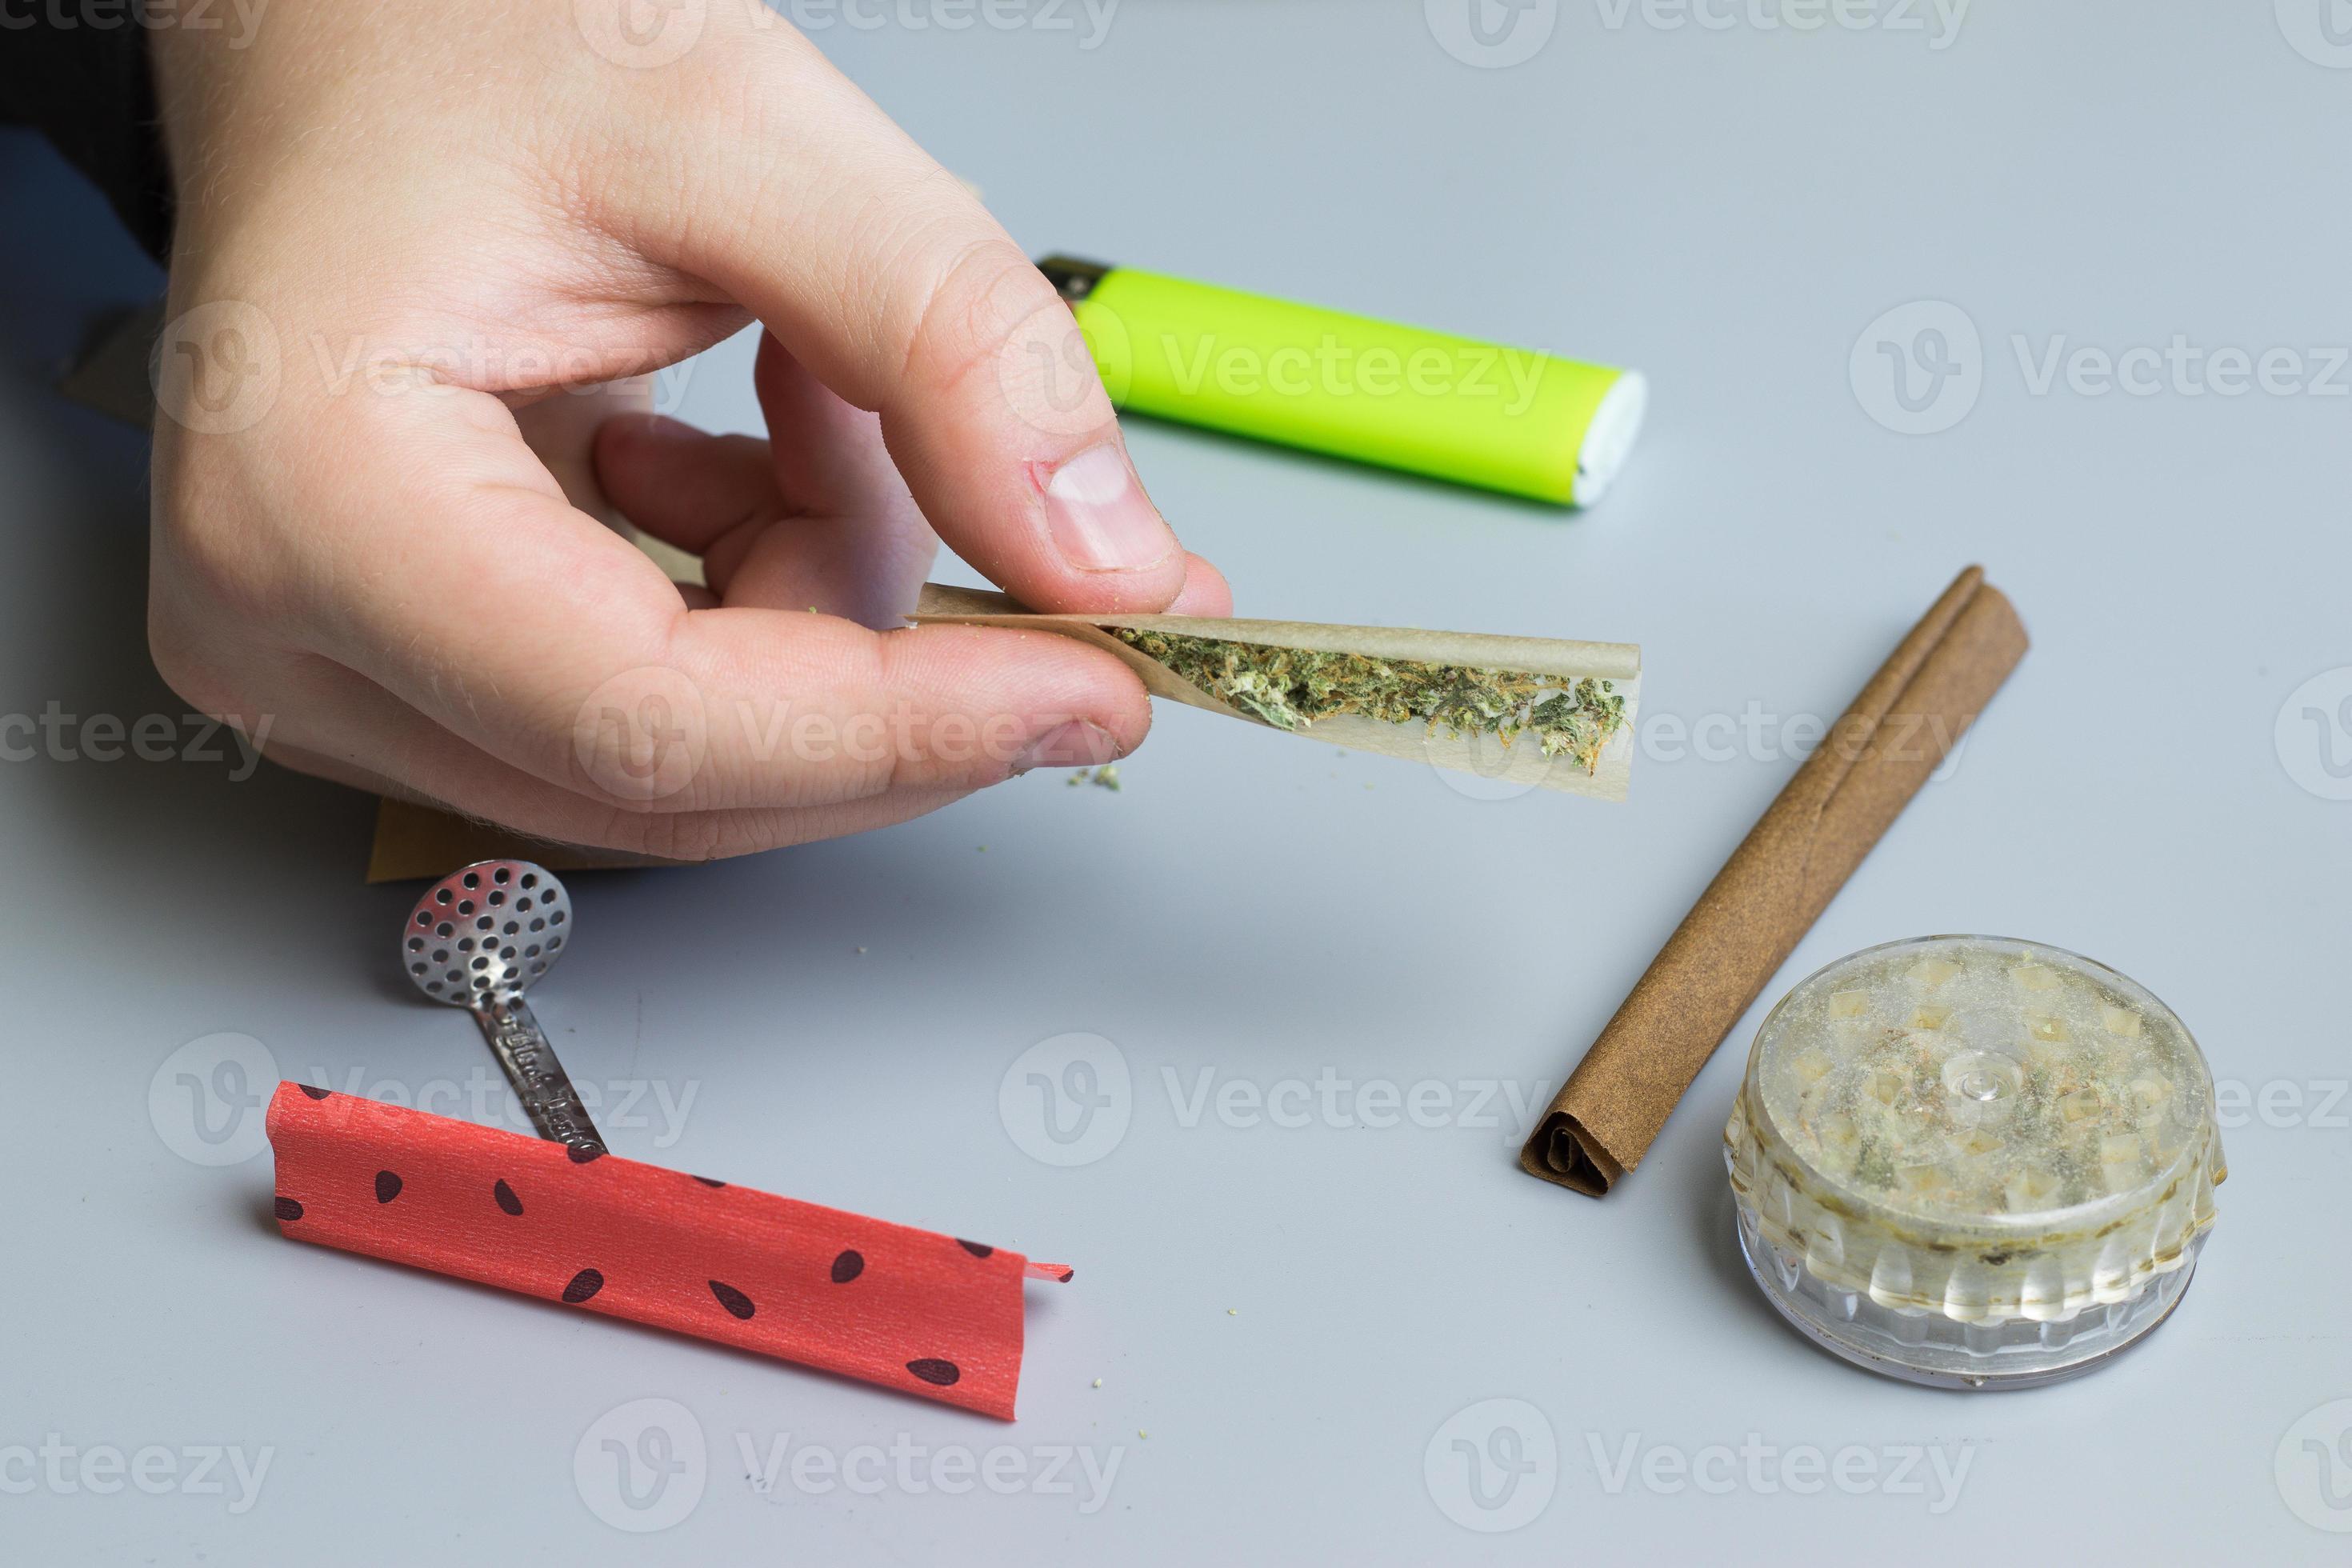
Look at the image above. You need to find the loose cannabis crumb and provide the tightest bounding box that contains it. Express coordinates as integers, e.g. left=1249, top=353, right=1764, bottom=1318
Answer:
left=1113, top=628, right=1627, bottom=774
left=1063, top=766, right=1124, bottom=790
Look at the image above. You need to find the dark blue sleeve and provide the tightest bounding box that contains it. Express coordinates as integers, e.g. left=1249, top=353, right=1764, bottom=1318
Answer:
left=1, top=6, right=174, bottom=262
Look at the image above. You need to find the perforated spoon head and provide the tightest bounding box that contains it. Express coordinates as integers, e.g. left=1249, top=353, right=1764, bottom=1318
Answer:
left=400, top=860, right=572, bottom=1008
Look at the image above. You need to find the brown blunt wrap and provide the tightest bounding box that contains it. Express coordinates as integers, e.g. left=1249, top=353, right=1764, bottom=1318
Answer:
left=1518, top=566, right=2029, bottom=1196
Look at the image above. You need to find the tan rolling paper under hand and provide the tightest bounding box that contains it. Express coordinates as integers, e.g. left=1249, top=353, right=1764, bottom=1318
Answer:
left=1519, top=566, right=2029, bottom=1195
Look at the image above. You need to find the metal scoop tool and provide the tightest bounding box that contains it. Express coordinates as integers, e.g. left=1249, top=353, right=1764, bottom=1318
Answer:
left=399, top=858, right=605, bottom=1160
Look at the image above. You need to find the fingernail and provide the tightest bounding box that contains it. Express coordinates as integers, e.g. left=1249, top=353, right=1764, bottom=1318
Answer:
left=1013, top=720, right=1118, bottom=774
left=1040, top=445, right=1178, bottom=573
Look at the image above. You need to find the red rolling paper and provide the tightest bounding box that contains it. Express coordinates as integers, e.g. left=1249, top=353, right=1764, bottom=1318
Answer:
left=266, top=1084, right=1068, bottom=1419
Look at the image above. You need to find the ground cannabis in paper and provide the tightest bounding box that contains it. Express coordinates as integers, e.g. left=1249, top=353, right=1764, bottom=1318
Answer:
left=1112, top=628, right=1628, bottom=774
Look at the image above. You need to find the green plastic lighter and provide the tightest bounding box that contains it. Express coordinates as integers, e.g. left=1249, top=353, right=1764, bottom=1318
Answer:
left=1039, top=257, right=1646, bottom=507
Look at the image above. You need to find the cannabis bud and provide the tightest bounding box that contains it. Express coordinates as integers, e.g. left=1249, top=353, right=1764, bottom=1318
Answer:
left=1111, top=628, right=1628, bottom=775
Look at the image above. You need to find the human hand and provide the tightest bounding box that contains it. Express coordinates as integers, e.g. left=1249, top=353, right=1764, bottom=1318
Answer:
left=145, top=2, right=1227, bottom=858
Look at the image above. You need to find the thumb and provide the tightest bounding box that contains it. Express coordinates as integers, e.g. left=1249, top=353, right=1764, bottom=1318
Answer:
left=648, top=31, right=1187, bottom=614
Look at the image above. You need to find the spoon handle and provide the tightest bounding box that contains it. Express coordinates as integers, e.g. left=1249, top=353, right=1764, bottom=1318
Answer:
left=471, top=994, right=606, bottom=1159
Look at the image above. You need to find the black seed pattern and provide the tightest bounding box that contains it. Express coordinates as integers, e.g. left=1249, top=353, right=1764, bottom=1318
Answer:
left=830, top=1250, right=864, bottom=1284
left=374, top=1170, right=403, bottom=1204
left=957, top=1240, right=994, bottom=1258
left=566, top=1143, right=605, bottom=1164
left=692, top=1176, right=726, bottom=1188
left=709, top=1280, right=756, bottom=1320
left=494, top=1179, right=523, bottom=1216
left=274, top=1196, right=304, bottom=1222
left=906, top=1358, right=961, bottom=1387
left=298, top=1085, right=332, bottom=1101
left=562, top=1269, right=605, bottom=1304
left=1057, top=1269, right=1074, bottom=1283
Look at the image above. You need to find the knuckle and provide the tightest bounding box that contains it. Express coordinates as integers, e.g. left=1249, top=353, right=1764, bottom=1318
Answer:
left=895, top=232, right=1062, bottom=405
left=144, top=615, right=245, bottom=720
left=152, top=446, right=296, bottom=631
